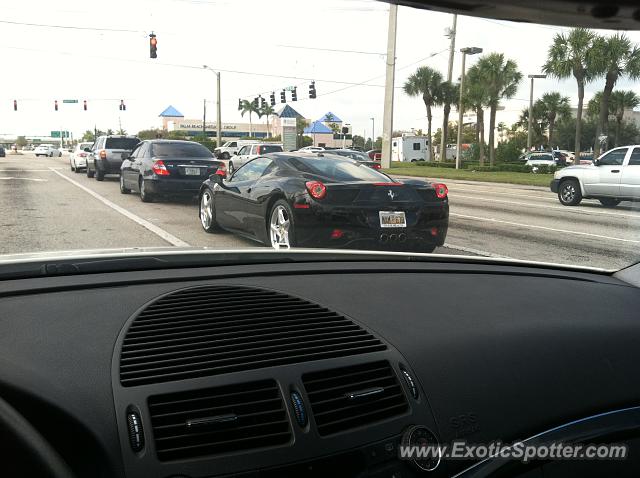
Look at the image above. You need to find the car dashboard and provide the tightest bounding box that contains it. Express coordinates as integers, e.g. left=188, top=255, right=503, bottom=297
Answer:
left=1, top=257, right=640, bottom=477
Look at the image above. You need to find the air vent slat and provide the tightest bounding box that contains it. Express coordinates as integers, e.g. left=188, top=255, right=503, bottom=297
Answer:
left=121, top=337, right=383, bottom=375
left=119, top=286, right=386, bottom=386
left=148, top=380, right=291, bottom=461
left=303, top=361, right=408, bottom=436
left=123, top=344, right=386, bottom=386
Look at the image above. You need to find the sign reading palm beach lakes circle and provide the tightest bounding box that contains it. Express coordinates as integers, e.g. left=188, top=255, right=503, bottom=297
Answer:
left=177, top=122, right=238, bottom=130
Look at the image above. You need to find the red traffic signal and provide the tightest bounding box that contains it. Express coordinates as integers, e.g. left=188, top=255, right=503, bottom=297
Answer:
left=149, top=33, right=157, bottom=59
left=54, top=100, right=58, bottom=111
left=13, top=100, right=17, bottom=111
left=83, top=100, right=87, bottom=111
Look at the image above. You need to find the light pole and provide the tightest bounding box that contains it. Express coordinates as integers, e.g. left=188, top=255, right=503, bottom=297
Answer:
left=380, top=3, right=398, bottom=169
left=527, top=74, right=546, bottom=151
left=203, top=65, right=222, bottom=149
left=456, top=46, right=482, bottom=170
left=370, top=117, right=375, bottom=148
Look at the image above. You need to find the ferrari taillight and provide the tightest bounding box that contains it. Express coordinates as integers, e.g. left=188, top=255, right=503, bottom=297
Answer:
left=305, top=181, right=326, bottom=200
left=433, top=183, right=448, bottom=199
left=152, top=160, right=170, bottom=176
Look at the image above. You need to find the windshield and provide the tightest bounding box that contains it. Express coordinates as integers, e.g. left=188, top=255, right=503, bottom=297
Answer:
left=151, top=142, right=213, bottom=158
left=1, top=0, right=639, bottom=272
left=104, top=137, right=140, bottom=150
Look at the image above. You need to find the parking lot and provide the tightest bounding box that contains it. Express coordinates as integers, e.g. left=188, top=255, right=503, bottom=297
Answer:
left=1, top=152, right=639, bottom=269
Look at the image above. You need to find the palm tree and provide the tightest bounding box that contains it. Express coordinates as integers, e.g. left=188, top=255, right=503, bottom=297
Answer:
left=462, top=66, right=489, bottom=165
left=586, top=91, right=605, bottom=121
left=610, top=90, right=640, bottom=147
left=436, top=81, right=459, bottom=161
left=403, top=66, right=444, bottom=162
left=589, top=33, right=640, bottom=156
left=518, top=103, right=548, bottom=145
left=238, top=100, right=259, bottom=137
left=474, top=53, right=522, bottom=166
left=543, top=28, right=596, bottom=161
left=259, top=104, right=275, bottom=138
left=537, top=92, right=571, bottom=148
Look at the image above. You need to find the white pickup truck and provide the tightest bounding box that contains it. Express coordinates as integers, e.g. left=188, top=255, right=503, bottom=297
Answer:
left=551, top=145, right=640, bottom=207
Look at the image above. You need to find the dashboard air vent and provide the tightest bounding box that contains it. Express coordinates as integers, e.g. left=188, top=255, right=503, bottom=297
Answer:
left=120, top=285, right=386, bottom=386
left=148, top=379, right=291, bottom=461
left=303, top=361, right=408, bottom=436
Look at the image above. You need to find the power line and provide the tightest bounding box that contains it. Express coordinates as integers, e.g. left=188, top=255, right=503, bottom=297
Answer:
left=277, top=44, right=385, bottom=56
left=0, top=19, right=143, bottom=33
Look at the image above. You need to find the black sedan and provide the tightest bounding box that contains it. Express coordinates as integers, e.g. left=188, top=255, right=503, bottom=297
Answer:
left=120, top=140, right=223, bottom=202
left=199, top=152, right=449, bottom=252
left=325, top=149, right=382, bottom=169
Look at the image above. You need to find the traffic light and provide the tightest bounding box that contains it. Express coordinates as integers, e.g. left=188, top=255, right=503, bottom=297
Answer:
left=149, top=33, right=157, bottom=59
left=119, top=99, right=126, bottom=111
left=291, top=87, right=297, bottom=102
left=83, top=100, right=87, bottom=111
left=280, top=90, right=286, bottom=103
left=238, top=98, right=242, bottom=109
left=270, top=92, right=275, bottom=106
left=13, top=100, right=17, bottom=111
left=252, top=97, right=259, bottom=108
left=260, top=96, right=265, bottom=109
left=309, top=81, right=316, bottom=99
left=54, top=100, right=58, bottom=111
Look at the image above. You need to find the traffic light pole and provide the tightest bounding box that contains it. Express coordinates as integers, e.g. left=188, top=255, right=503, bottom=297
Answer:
left=380, top=3, right=398, bottom=169
left=216, top=71, right=222, bottom=149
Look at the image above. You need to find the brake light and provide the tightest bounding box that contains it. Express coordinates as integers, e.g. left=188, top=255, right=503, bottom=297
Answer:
left=256, top=146, right=262, bottom=154
left=433, top=183, right=448, bottom=199
left=371, top=163, right=381, bottom=169
left=305, top=181, right=326, bottom=200
left=99, top=149, right=107, bottom=159
left=78, top=152, right=86, bottom=157
left=152, top=160, right=170, bottom=176
left=215, top=164, right=227, bottom=178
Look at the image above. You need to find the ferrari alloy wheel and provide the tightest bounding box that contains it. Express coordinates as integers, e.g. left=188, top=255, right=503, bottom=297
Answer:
left=269, top=202, right=293, bottom=249
left=200, top=189, right=219, bottom=232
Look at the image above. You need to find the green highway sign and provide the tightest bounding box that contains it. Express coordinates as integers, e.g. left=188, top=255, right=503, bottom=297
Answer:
left=62, top=99, right=78, bottom=104
left=51, top=131, right=70, bottom=138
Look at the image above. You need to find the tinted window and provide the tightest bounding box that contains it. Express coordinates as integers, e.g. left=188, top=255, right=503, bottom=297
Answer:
left=231, top=157, right=273, bottom=182
left=531, top=154, right=553, bottom=161
left=413, top=142, right=421, bottom=151
left=287, top=156, right=391, bottom=182
left=230, top=142, right=237, bottom=147
left=151, top=142, right=212, bottom=158
left=258, top=145, right=283, bottom=154
left=629, top=148, right=640, bottom=166
left=105, top=137, right=140, bottom=150
left=599, top=148, right=627, bottom=166
left=79, top=143, right=92, bottom=150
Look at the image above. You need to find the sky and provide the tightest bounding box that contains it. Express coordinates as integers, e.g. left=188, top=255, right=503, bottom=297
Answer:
left=1, top=0, right=640, bottom=141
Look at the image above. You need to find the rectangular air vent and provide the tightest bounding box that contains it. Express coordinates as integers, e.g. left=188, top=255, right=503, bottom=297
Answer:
left=302, top=361, right=409, bottom=436
left=148, top=379, right=291, bottom=461
left=120, top=286, right=386, bottom=386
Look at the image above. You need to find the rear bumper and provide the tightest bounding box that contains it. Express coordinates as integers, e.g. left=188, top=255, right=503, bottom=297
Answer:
left=145, top=177, right=206, bottom=196
left=96, top=159, right=123, bottom=174
left=293, top=201, right=449, bottom=251
left=73, top=157, right=87, bottom=167
left=550, top=179, right=560, bottom=193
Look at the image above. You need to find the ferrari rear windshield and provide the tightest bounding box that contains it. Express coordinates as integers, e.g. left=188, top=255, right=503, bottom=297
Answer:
left=287, top=156, right=392, bottom=182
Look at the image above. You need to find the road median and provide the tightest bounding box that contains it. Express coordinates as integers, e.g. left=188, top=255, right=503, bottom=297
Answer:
left=383, top=165, right=554, bottom=187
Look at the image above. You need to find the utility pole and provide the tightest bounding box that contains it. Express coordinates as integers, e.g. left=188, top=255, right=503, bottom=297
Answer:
left=216, top=72, right=222, bottom=148
left=440, top=14, right=457, bottom=162
left=456, top=47, right=483, bottom=169
left=527, top=74, right=546, bottom=151
left=381, top=4, right=398, bottom=169
left=203, top=99, right=207, bottom=138
left=370, top=117, right=375, bottom=148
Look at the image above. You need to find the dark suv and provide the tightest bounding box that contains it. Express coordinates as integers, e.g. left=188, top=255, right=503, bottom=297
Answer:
left=86, top=135, right=140, bottom=181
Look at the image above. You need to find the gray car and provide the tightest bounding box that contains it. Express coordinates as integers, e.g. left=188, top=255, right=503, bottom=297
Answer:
left=86, top=135, right=140, bottom=181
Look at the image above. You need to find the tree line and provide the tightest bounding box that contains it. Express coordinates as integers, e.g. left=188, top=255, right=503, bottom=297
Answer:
left=404, top=27, right=640, bottom=165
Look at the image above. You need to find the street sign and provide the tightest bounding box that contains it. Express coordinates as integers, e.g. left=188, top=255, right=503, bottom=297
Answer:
left=63, top=99, right=78, bottom=104
left=51, top=131, right=70, bottom=138
left=283, top=86, right=296, bottom=92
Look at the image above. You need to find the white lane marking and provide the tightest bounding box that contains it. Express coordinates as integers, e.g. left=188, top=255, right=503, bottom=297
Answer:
left=0, top=177, right=47, bottom=181
left=452, top=194, right=640, bottom=220
left=450, top=212, right=640, bottom=244
left=443, top=242, right=511, bottom=259
left=49, top=168, right=191, bottom=247
left=0, top=169, right=57, bottom=172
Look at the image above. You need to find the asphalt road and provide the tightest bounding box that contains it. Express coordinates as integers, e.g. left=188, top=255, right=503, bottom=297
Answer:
left=1, top=152, right=639, bottom=270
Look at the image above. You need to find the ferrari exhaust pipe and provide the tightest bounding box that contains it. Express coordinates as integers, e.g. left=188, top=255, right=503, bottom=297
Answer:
left=389, top=234, right=397, bottom=242
left=398, top=233, right=407, bottom=243
left=380, top=234, right=389, bottom=244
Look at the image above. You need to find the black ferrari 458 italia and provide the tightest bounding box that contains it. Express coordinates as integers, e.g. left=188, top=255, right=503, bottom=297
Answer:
left=198, top=152, right=449, bottom=251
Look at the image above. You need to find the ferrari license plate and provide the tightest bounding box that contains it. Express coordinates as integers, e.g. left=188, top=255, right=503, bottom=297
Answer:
left=184, top=167, right=200, bottom=176
left=379, top=211, right=406, bottom=228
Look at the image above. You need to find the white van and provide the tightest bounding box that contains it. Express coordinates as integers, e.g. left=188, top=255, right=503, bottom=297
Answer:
left=214, top=140, right=256, bottom=159
left=391, top=136, right=430, bottom=162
